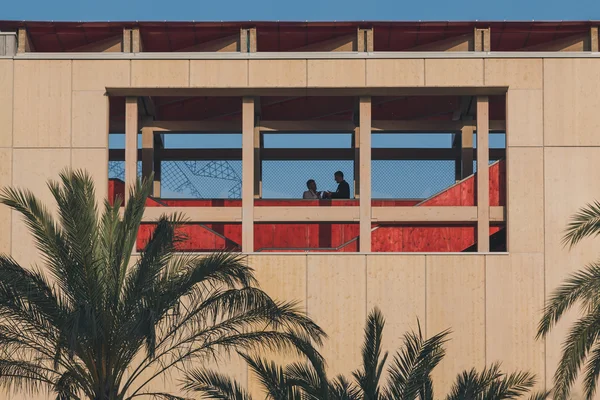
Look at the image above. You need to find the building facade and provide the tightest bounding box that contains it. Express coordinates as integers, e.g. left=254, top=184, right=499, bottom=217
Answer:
left=0, top=20, right=599, bottom=398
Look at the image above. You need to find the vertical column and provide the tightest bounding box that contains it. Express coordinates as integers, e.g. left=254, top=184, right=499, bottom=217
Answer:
left=125, top=97, right=138, bottom=204
left=153, top=134, right=163, bottom=197
left=242, top=97, right=255, bottom=252
left=254, top=122, right=262, bottom=199
left=132, top=28, right=143, bottom=52
left=353, top=127, right=360, bottom=198
left=591, top=26, right=599, bottom=52
left=356, top=28, right=373, bottom=52
left=17, top=28, right=34, bottom=53
left=476, top=96, right=490, bottom=252
left=123, top=28, right=132, bottom=53
left=474, top=28, right=491, bottom=52
left=141, top=127, right=154, bottom=188
left=359, top=96, right=372, bottom=252
left=461, top=125, right=475, bottom=179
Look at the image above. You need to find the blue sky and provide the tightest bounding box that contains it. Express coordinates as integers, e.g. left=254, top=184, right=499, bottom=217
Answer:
left=2, top=0, right=599, bottom=21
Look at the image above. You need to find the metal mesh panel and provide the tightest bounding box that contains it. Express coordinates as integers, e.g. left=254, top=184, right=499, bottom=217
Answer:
left=108, top=160, right=242, bottom=199
left=372, top=160, right=455, bottom=199
left=161, top=161, right=242, bottom=199
left=108, top=161, right=142, bottom=180
left=262, top=160, right=354, bottom=199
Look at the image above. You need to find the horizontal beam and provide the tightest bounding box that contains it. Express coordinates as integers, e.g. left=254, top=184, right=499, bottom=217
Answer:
left=254, top=206, right=359, bottom=222
left=372, top=120, right=506, bottom=132
left=371, top=206, right=505, bottom=222
left=259, top=120, right=356, bottom=132
left=137, top=207, right=242, bottom=222
left=143, top=120, right=241, bottom=133
left=109, top=148, right=505, bottom=162
left=106, top=87, right=509, bottom=98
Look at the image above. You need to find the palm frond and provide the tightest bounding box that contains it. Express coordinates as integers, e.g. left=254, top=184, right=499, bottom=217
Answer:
left=480, top=368, right=537, bottom=400
left=527, top=391, right=551, bottom=400
left=240, top=352, right=291, bottom=399
left=445, top=363, right=503, bottom=400
left=537, top=262, right=600, bottom=338
left=384, top=320, right=449, bottom=400
left=551, top=309, right=600, bottom=400
left=352, top=307, right=387, bottom=400
left=583, top=341, right=600, bottom=399
left=563, top=201, right=600, bottom=248
left=329, top=375, right=361, bottom=400
left=182, top=368, right=251, bottom=400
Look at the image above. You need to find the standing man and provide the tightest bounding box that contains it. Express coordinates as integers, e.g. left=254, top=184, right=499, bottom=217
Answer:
left=324, top=171, right=350, bottom=199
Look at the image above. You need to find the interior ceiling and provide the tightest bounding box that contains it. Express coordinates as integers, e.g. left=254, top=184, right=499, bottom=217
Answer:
left=109, top=95, right=506, bottom=132
left=0, top=21, right=594, bottom=52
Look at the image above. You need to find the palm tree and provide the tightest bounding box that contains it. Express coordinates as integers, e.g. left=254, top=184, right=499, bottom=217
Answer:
left=184, top=308, right=547, bottom=400
left=0, top=169, right=325, bottom=400
left=538, top=201, right=600, bottom=400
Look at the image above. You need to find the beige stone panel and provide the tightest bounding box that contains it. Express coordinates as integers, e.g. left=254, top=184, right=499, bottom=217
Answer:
left=0, top=60, right=13, bottom=147
left=506, top=89, right=543, bottom=147
left=0, top=149, right=11, bottom=253
left=366, top=255, right=426, bottom=359
left=507, top=147, right=544, bottom=253
left=486, top=253, right=545, bottom=390
left=484, top=59, right=543, bottom=89
left=366, top=59, right=425, bottom=87
left=307, top=255, right=366, bottom=377
left=72, top=60, right=130, bottom=91
left=72, top=91, right=109, bottom=148
left=247, top=255, right=307, bottom=398
left=544, top=147, right=600, bottom=396
left=544, top=59, right=600, bottom=146
left=131, top=60, right=189, bottom=87
left=248, top=60, right=307, bottom=87
left=71, top=148, right=108, bottom=202
left=307, top=59, right=366, bottom=87
left=13, top=60, right=71, bottom=148
left=426, top=255, right=485, bottom=395
left=424, top=59, right=484, bottom=86
left=11, top=149, right=70, bottom=266
left=190, top=60, right=248, bottom=87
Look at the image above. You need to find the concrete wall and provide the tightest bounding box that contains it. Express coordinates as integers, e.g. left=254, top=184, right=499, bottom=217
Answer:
left=1, top=55, right=599, bottom=399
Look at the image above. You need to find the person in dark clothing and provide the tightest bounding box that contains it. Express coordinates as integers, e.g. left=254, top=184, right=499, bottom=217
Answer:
left=324, top=171, right=350, bottom=199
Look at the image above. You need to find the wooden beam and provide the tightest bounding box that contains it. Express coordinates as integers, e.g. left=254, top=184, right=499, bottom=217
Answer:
left=242, top=97, right=255, bottom=252
left=476, top=96, right=490, bottom=252
left=17, top=28, right=34, bottom=53
left=141, top=127, right=154, bottom=186
left=143, top=120, right=241, bottom=133
left=474, top=28, right=491, bottom=51
left=591, top=26, right=599, bottom=52
left=109, top=147, right=505, bottom=162
left=125, top=97, right=138, bottom=204
left=254, top=206, right=359, bottom=222
left=106, top=87, right=510, bottom=98
left=372, top=120, right=505, bottom=133
left=123, top=28, right=132, bottom=52
left=353, top=127, right=360, bottom=198
left=461, top=125, right=475, bottom=178
left=132, top=28, right=143, bottom=52
left=153, top=135, right=163, bottom=197
left=359, top=96, right=372, bottom=252
left=372, top=206, right=505, bottom=223
left=259, top=120, right=356, bottom=133
left=254, top=119, right=262, bottom=199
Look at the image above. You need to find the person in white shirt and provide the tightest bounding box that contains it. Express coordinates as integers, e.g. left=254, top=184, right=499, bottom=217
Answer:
left=303, top=179, right=322, bottom=199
